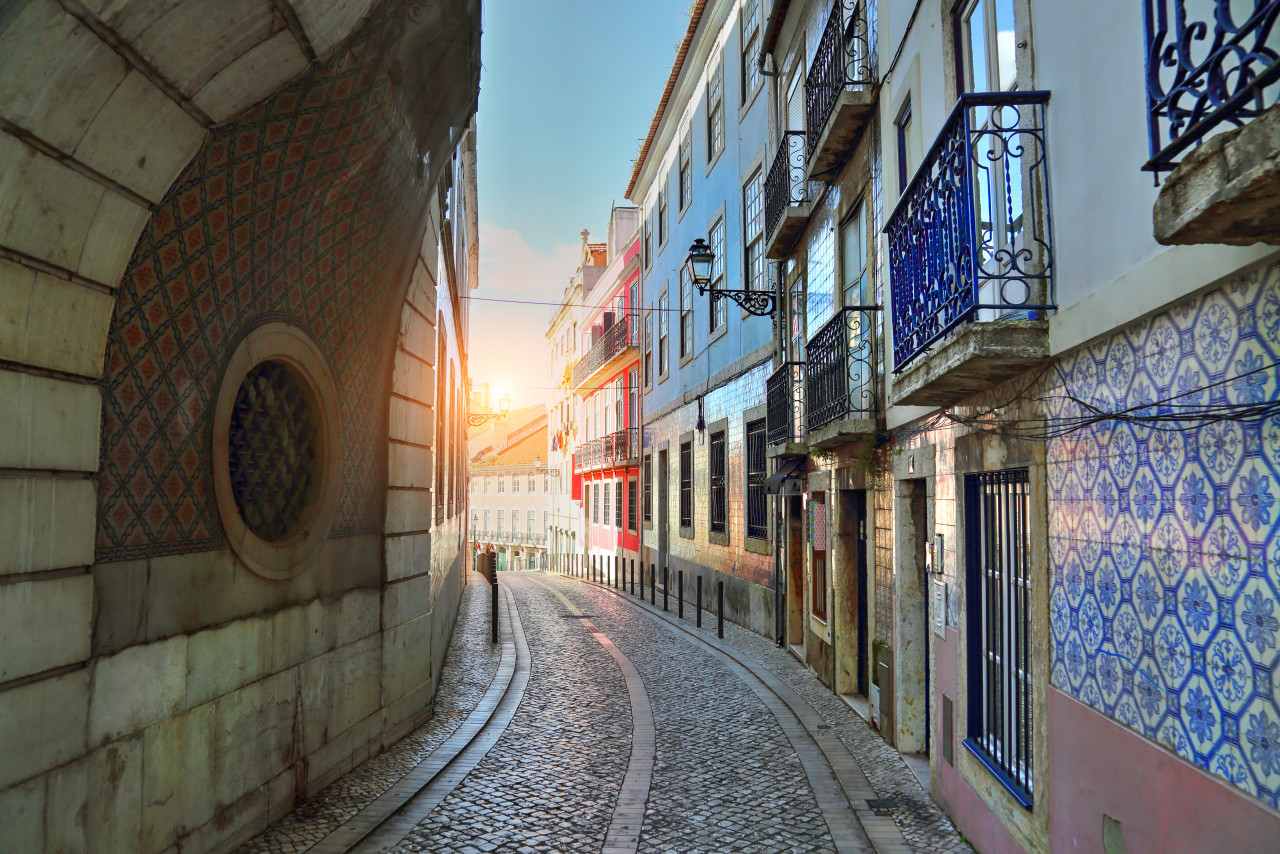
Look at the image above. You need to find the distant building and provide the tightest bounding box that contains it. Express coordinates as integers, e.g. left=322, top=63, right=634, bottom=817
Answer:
left=469, top=407, right=552, bottom=571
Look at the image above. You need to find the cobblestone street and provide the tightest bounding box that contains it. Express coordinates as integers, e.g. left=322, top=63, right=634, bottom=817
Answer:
left=240, top=571, right=970, bottom=854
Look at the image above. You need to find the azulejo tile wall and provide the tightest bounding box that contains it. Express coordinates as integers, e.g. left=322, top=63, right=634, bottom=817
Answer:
left=1049, top=257, right=1280, bottom=808
left=97, top=25, right=428, bottom=561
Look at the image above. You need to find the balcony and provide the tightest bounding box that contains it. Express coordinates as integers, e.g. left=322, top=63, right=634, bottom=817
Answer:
left=1146, top=0, right=1280, bottom=245
left=804, top=1, right=875, bottom=180
left=571, top=313, right=638, bottom=390
left=766, top=362, right=806, bottom=454
left=805, top=307, right=879, bottom=448
left=886, top=92, right=1054, bottom=407
left=575, top=427, right=638, bottom=473
left=765, top=131, right=812, bottom=259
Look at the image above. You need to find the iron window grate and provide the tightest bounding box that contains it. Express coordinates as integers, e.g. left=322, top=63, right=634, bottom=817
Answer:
left=710, top=430, right=727, bottom=534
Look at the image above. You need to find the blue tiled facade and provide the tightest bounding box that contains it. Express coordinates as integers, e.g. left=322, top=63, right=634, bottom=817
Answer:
left=1049, top=257, right=1280, bottom=807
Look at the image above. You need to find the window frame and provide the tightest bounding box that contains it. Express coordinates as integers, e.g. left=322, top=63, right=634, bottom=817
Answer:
left=643, top=453, right=653, bottom=524
left=679, top=440, right=693, bottom=534
left=658, top=179, right=669, bottom=247
left=709, top=428, right=727, bottom=536
left=745, top=418, right=767, bottom=540
left=678, top=126, right=693, bottom=212
left=743, top=168, right=765, bottom=292
left=706, top=52, right=725, bottom=165
left=679, top=267, right=694, bottom=359
left=708, top=215, right=727, bottom=332
left=615, top=478, right=623, bottom=528
left=627, top=476, right=638, bottom=533
left=658, top=291, right=670, bottom=378
left=740, top=0, right=762, bottom=106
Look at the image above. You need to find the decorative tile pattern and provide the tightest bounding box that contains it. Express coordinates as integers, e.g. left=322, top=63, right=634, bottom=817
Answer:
left=1049, top=258, right=1280, bottom=808
left=97, top=29, right=430, bottom=561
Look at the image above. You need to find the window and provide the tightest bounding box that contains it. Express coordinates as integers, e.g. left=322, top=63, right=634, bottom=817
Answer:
left=497, top=509, right=504, bottom=534
left=484, top=508, right=491, bottom=532
left=615, top=379, right=624, bottom=434
left=527, top=509, right=535, bottom=537
left=497, top=476, right=505, bottom=494
left=604, top=482, right=612, bottom=527
left=840, top=202, right=867, bottom=306
left=707, top=53, right=725, bottom=162
left=658, top=293, right=669, bottom=375
left=679, top=268, right=694, bottom=358
left=593, top=483, right=600, bottom=524
left=810, top=493, right=828, bottom=619
left=471, top=510, right=478, bottom=532
left=896, top=99, right=920, bottom=192
left=544, top=473, right=550, bottom=493
left=965, top=468, right=1033, bottom=804
left=679, top=441, right=693, bottom=529
left=543, top=510, right=549, bottom=533
left=709, top=217, right=726, bottom=331
left=628, top=369, right=638, bottom=428
left=709, top=429, right=726, bottom=535
left=958, top=0, right=1017, bottom=94
left=627, top=477, right=638, bottom=532
left=470, top=478, right=475, bottom=494
left=743, top=168, right=764, bottom=291
left=515, top=508, right=525, bottom=534
left=644, top=214, right=653, bottom=268
left=643, top=453, right=653, bottom=523
left=484, top=476, right=490, bottom=493
left=678, top=126, right=692, bottom=210
left=615, top=479, right=623, bottom=528
left=513, top=475, right=520, bottom=494
left=528, top=472, right=535, bottom=492
left=813, top=551, right=829, bottom=620
left=741, top=0, right=762, bottom=102
left=658, top=180, right=669, bottom=246
left=746, top=419, right=767, bottom=539
left=644, top=313, right=654, bottom=384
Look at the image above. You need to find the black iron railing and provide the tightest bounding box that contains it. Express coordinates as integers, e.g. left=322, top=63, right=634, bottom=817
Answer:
left=766, top=362, right=807, bottom=446
left=1144, top=0, right=1280, bottom=171
left=805, top=1, right=874, bottom=159
left=805, top=307, right=878, bottom=430
left=765, top=131, right=810, bottom=242
left=886, top=92, right=1054, bottom=372
left=575, top=428, right=637, bottom=472
left=572, top=314, right=637, bottom=388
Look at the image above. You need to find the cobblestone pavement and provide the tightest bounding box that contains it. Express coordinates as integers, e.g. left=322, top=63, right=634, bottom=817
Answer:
left=582, top=576, right=974, bottom=854
left=244, top=570, right=971, bottom=853
left=239, top=575, right=502, bottom=854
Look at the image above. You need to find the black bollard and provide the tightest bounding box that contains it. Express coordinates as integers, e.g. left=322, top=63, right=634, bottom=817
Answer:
left=630, top=559, right=635, bottom=596
left=697, top=576, right=703, bottom=628
left=650, top=562, right=655, bottom=605
left=663, top=566, right=669, bottom=611
left=718, top=580, right=724, bottom=638
left=678, top=571, right=684, bottom=619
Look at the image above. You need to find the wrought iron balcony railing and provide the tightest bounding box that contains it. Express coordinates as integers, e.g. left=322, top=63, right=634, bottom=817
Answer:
left=766, top=362, right=807, bottom=447
left=805, top=307, right=878, bottom=431
left=886, top=92, right=1055, bottom=372
left=571, top=313, right=637, bottom=388
left=765, top=131, right=810, bottom=242
left=805, top=1, right=874, bottom=159
left=575, top=428, right=638, bottom=472
left=1144, top=0, right=1280, bottom=171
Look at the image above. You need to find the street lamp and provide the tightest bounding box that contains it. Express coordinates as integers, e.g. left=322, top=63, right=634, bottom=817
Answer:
left=468, top=391, right=511, bottom=427
left=684, top=238, right=776, bottom=317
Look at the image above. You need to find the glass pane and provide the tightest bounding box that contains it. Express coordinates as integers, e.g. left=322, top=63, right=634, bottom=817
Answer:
left=964, top=1, right=989, bottom=93
left=840, top=206, right=865, bottom=305
left=994, top=0, right=1017, bottom=90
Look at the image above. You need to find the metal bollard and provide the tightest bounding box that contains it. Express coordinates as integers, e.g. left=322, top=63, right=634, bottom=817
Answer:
left=678, top=571, right=684, bottom=619
left=663, top=566, right=669, bottom=611
left=718, top=580, right=724, bottom=639
left=630, top=559, right=635, bottom=596
left=650, top=562, right=655, bottom=605
left=697, top=576, right=703, bottom=628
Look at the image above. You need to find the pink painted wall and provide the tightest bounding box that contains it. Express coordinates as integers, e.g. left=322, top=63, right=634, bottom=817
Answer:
left=931, top=628, right=1028, bottom=854
left=1048, top=688, right=1280, bottom=853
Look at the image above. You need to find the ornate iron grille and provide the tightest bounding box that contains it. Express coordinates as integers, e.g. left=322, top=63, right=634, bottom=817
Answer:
left=745, top=419, right=767, bottom=539
left=228, top=360, right=318, bottom=543
left=765, top=131, right=810, bottom=242
left=805, top=307, right=878, bottom=430
left=965, top=468, right=1034, bottom=805
left=805, top=1, right=874, bottom=159
left=1144, top=0, right=1280, bottom=170
left=679, top=441, right=693, bottom=528
left=885, top=92, right=1054, bottom=372
left=766, top=361, right=807, bottom=446
left=571, top=313, right=638, bottom=388
left=709, top=430, right=727, bottom=534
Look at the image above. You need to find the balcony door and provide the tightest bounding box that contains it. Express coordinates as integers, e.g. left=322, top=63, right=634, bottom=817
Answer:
left=785, top=59, right=805, bottom=133
left=957, top=0, right=1032, bottom=320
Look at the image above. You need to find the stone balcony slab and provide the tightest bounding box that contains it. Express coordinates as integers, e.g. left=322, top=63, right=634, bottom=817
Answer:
left=889, top=319, right=1049, bottom=407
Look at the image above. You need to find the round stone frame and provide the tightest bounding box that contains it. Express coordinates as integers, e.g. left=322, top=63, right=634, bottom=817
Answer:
left=212, top=323, right=341, bottom=580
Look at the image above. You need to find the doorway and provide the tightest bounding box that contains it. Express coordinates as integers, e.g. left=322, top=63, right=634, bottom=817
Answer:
left=786, top=493, right=805, bottom=649
left=894, top=478, right=931, bottom=758
left=837, top=489, right=870, bottom=700
left=658, top=448, right=669, bottom=576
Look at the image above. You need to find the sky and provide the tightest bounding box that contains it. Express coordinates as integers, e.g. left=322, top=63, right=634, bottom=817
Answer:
left=469, top=0, right=691, bottom=409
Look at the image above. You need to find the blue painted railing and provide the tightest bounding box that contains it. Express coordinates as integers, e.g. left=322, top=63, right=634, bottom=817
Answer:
left=885, top=92, right=1055, bottom=372
left=1144, top=0, right=1280, bottom=171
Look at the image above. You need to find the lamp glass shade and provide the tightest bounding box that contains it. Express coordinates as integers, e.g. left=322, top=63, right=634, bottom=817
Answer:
left=499, top=393, right=511, bottom=416
left=685, top=239, right=714, bottom=288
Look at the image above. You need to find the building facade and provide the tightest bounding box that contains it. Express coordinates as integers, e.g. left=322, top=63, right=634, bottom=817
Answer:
left=749, top=0, right=1280, bottom=851
left=0, top=3, right=482, bottom=852
left=547, top=260, right=584, bottom=567
left=630, top=0, right=779, bottom=633
left=570, top=207, right=644, bottom=573
left=469, top=408, right=552, bottom=571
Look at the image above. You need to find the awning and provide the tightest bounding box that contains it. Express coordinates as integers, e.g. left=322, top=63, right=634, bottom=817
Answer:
left=765, top=456, right=806, bottom=493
